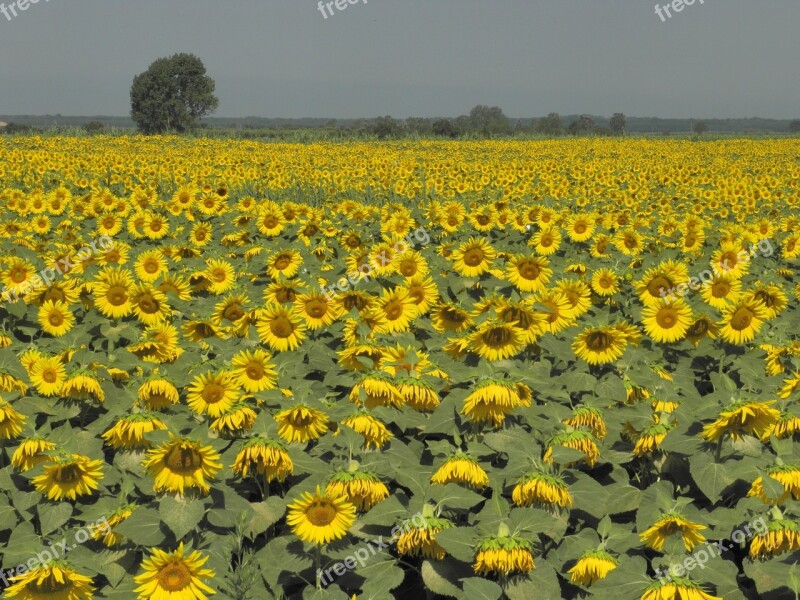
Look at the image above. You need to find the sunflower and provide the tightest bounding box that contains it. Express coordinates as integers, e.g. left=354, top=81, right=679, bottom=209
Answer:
left=564, top=406, right=607, bottom=439
left=512, top=471, right=573, bottom=508
left=641, top=580, right=721, bottom=600
left=137, top=377, right=180, bottom=410
left=506, top=254, right=552, bottom=293
left=205, top=258, right=237, bottom=295
left=635, top=261, right=689, bottom=307
left=686, top=315, right=719, bottom=346
left=473, top=537, right=535, bottom=576
left=544, top=430, right=600, bottom=468
left=495, top=299, right=548, bottom=344
left=369, top=287, right=417, bottom=334
left=395, top=250, right=429, bottom=279
left=134, top=249, right=169, bottom=282
left=4, top=563, right=95, bottom=600
left=747, top=464, right=800, bottom=504
left=189, top=222, right=213, bottom=247
left=92, top=267, right=134, bottom=318
left=451, top=237, right=496, bottom=277
left=32, top=453, right=104, bottom=501
left=37, top=300, right=74, bottom=337
left=134, top=543, right=215, bottom=600
left=717, top=295, right=768, bottom=344
left=642, top=298, right=693, bottom=343
left=340, top=412, right=393, bottom=449
left=633, top=420, right=672, bottom=456
left=468, top=319, right=526, bottom=361
left=530, top=227, right=562, bottom=256
left=397, top=516, right=452, bottom=560
left=431, top=302, right=472, bottom=333
left=402, top=276, right=438, bottom=316
left=701, top=400, right=781, bottom=442
left=431, top=453, right=489, bottom=489
left=230, top=349, right=277, bottom=393
left=326, top=470, right=389, bottom=511
left=397, top=378, right=441, bottom=412
left=566, top=213, right=596, bottom=242
left=555, top=279, right=592, bottom=319
left=0, top=399, right=25, bottom=439
left=60, top=371, right=105, bottom=403
left=256, top=305, right=307, bottom=351
left=102, top=413, right=167, bottom=450
left=232, top=437, right=294, bottom=482
left=294, top=292, right=341, bottom=330
left=286, top=486, right=356, bottom=545
left=711, top=241, right=750, bottom=278
left=640, top=514, right=706, bottom=552
left=700, top=271, right=741, bottom=309
left=143, top=436, right=222, bottom=495
left=185, top=371, right=240, bottom=418
left=749, top=519, right=800, bottom=559
left=11, top=437, right=57, bottom=471
left=275, top=405, right=329, bottom=443
left=349, top=373, right=404, bottom=409
left=537, top=290, right=575, bottom=334
left=590, top=268, right=620, bottom=297
left=91, top=504, right=136, bottom=547
left=461, top=380, right=531, bottom=426
left=779, top=372, right=800, bottom=399
left=572, top=326, right=627, bottom=365
left=211, top=293, right=250, bottom=327
left=568, top=550, right=618, bottom=586
left=266, top=249, right=303, bottom=279
left=130, top=283, right=171, bottom=325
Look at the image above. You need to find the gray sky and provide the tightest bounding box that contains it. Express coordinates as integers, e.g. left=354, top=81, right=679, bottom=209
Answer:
left=0, top=0, right=797, bottom=118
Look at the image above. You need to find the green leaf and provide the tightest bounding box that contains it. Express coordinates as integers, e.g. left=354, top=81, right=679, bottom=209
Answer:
left=462, top=577, right=503, bottom=600
left=112, top=507, right=165, bottom=546
left=159, top=496, right=206, bottom=541
left=37, top=503, right=73, bottom=536
left=421, top=560, right=468, bottom=599
left=435, top=526, right=476, bottom=563
left=689, top=453, right=736, bottom=503
left=245, top=497, right=286, bottom=539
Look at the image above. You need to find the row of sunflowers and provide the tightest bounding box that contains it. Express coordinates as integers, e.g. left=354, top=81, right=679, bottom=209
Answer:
left=0, top=136, right=798, bottom=599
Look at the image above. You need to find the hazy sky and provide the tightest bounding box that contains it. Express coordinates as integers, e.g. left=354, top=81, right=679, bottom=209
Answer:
left=0, top=0, right=797, bottom=118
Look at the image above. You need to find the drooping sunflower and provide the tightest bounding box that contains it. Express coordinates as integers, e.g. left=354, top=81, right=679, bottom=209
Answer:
left=451, top=237, right=496, bottom=277
left=749, top=519, right=800, bottom=559
left=397, top=516, right=452, bottom=560
left=544, top=430, right=600, bottom=468
left=232, top=436, right=294, bottom=482
left=0, top=399, right=25, bottom=439
left=137, top=377, right=180, bottom=410
left=286, top=486, right=356, bottom=545
left=32, top=453, right=104, bottom=501
left=340, top=412, right=393, bottom=449
left=564, top=406, right=607, bottom=440
left=275, top=405, right=329, bottom=443
left=431, top=453, right=489, bottom=489
left=93, top=504, right=136, bottom=547
left=209, top=402, right=258, bottom=435
left=567, top=549, right=618, bottom=586
left=473, top=536, right=535, bottom=576
left=397, top=377, right=441, bottom=412
left=640, top=579, right=721, bottom=600
left=4, top=563, right=95, bottom=600
left=640, top=514, right=706, bottom=552
left=256, top=305, right=307, bottom=352
left=642, top=298, right=693, bottom=344
left=326, top=469, right=389, bottom=511
left=512, top=471, right=573, bottom=508
left=102, top=412, right=167, bottom=450
left=572, top=326, right=627, bottom=365
left=349, top=373, right=404, bottom=409
left=11, top=437, right=56, bottom=471
left=134, top=542, right=216, bottom=600
left=60, top=371, right=105, bottom=403
left=143, top=436, right=222, bottom=495
left=701, top=400, right=781, bottom=442
left=461, top=379, right=531, bottom=426
left=747, top=464, right=800, bottom=504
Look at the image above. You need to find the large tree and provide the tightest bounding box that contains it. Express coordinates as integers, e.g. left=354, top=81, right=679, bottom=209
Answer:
left=130, top=53, right=219, bottom=134
left=609, top=112, right=626, bottom=135
left=468, top=105, right=511, bottom=136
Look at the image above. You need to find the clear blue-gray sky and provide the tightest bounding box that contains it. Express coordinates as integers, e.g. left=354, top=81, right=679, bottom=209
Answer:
left=0, top=0, right=797, bottom=118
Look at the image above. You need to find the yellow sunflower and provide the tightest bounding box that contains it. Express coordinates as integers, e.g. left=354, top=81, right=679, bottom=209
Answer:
left=642, top=298, right=693, bottom=343
left=286, top=486, right=356, bottom=545
left=256, top=305, right=307, bottom=351
left=640, top=514, right=706, bottom=552
left=143, top=436, right=222, bottom=495
left=37, top=300, right=74, bottom=337
left=134, top=543, right=216, bottom=600
left=275, top=405, right=329, bottom=443
left=5, top=563, right=95, bottom=600
left=32, top=453, right=104, bottom=501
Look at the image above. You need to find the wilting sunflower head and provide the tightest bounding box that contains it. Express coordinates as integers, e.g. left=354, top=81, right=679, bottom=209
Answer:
left=749, top=518, right=800, bottom=559
left=567, top=549, right=618, bottom=586
left=11, top=437, right=57, bottom=472
left=431, top=452, right=489, bottom=489
left=512, top=471, right=572, bottom=509
left=137, top=377, right=180, bottom=410
left=640, top=513, right=707, bottom=552
left=0, top=399, right=25, bottom=440
left=641, top=578, right=722, bottom=600
left=396, top=515, right=453, bottom=560
left=340, top=412, right=393, bottom=449
left=102, top=412, right=167, bottom=450
left=701, top=400, right=781, bottom=442
left=286, top=485, right=356, bottom=545
left=326, top=469, right=389, bottom=512
left=275, top=404, right=329, bottom=444
left=5, top=562, right=95, bottom=600
left=134, top=542, right=216, bottom=599
left=473, top=536, right=535, bottom=576
left=143, top=436, right=222, bottom=496
left=232, top=436, right=293, bottom=482
left=32, top=453, right=104, bottom=501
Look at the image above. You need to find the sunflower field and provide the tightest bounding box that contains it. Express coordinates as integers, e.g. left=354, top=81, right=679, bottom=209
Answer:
left=0, top=135, right=799, bottom=600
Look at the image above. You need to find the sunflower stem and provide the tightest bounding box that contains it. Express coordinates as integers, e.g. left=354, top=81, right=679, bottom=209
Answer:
left=315, top=546, right=323, bottom=589
left=714, top=436, right=724, bottom=463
